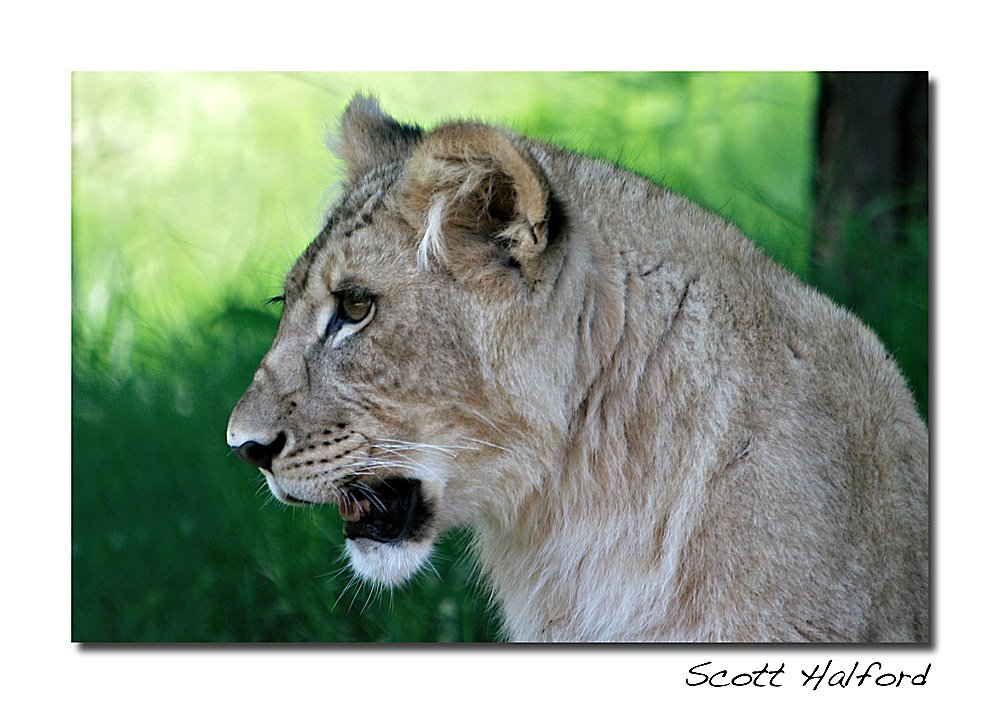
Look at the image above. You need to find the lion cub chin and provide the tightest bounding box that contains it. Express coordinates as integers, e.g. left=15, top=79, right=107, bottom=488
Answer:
left=227, top=94, right=929, bottom=643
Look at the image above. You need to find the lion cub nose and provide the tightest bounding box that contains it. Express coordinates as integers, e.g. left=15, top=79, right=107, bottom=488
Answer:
left=232, top=432, right=287, bottom=472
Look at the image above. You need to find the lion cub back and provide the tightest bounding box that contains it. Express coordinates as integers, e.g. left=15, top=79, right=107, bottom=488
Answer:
left=491, top=142, right=930, bottom=642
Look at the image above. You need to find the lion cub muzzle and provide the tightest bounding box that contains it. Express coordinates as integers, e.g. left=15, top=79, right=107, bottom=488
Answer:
left=228, top=416, right=434, bottom=546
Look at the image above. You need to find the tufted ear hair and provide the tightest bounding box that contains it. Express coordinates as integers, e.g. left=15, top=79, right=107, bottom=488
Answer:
left=400, top=123, right=552, bottom=286
left=332, top=94, right=424, bottom=183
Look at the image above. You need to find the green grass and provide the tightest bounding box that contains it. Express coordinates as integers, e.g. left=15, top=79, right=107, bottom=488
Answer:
left=71, top=72, right=924, bottom=642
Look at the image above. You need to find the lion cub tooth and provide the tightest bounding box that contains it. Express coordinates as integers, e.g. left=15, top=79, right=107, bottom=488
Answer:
left=338, top=499, right=370, bottom=522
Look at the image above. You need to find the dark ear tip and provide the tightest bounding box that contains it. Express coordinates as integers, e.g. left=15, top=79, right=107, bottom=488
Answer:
left=342, top=93, right=387, bottom=126
left=333, top=94, right=424, bottom=180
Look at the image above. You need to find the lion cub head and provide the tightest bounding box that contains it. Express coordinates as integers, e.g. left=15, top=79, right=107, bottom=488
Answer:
left=227, top=96, right=570, bottom=586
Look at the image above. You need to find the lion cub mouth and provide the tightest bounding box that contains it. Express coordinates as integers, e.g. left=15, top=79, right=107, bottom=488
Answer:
left=338, top=477, right=430, bottom=544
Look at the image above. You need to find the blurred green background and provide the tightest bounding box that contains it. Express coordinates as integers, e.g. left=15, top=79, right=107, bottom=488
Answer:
left=71, top=72, right=927, bottom=642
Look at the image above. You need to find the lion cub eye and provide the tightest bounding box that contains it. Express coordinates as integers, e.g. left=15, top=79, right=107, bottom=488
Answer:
left=342, top=294, right=373, bottom=322
left=323, top=289, right=376, bottom=346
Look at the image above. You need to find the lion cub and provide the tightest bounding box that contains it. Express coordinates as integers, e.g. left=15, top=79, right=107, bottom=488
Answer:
left=228, top=95, right=928, bottom=642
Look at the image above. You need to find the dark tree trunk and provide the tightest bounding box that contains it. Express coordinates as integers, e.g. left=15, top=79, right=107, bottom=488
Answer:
left=811, top=71, right=929, bottom=418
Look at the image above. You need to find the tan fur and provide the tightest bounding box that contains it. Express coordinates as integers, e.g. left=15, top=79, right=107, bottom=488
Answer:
left=227, top=95, right=929, bottom=642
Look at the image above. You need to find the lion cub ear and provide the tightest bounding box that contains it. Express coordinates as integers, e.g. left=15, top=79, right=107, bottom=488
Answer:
left=401, top=123, right=552, bottom=285
left=332, top=95, right=424, bottom=183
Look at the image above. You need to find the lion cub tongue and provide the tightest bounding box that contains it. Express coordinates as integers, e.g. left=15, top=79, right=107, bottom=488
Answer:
left=339, top=498, right=370, bottom=522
